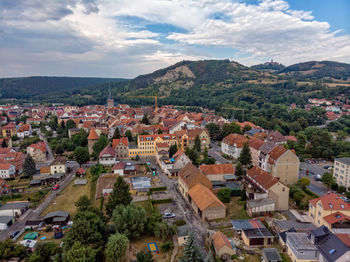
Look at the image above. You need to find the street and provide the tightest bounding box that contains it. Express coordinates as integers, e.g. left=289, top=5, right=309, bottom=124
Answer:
left=209, top=142, right=232, bottom=164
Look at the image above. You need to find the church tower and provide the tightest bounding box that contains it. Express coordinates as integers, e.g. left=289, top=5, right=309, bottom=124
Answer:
left=107, top=82, right=114, bottom=108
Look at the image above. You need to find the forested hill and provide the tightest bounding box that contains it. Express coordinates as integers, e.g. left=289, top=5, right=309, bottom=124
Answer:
left=281, top=61, right=350, bottom=80
left=0, top=76, right=128, bottom=99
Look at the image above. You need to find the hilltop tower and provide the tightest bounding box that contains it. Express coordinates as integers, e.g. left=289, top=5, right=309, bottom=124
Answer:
left=87, top=128, right=99, bottom=155
left=107, top=82, right=114, bottom=108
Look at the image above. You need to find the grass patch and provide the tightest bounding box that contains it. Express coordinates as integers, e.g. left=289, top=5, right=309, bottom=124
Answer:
left=131, top=235, right=172, bottom=262
left=226, top=197, right=250, bottom=220
left=41, top=173, right=92, bottom=216
left=135, top=200, right=156, bottom=216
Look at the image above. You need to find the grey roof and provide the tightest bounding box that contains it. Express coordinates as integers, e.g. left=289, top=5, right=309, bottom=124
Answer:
left=242, top=228, right=273, bottom=238
left=245, top=129, right=263, bottom=136
left=279, top=228, right=297, bottom=243
left=223, top=175, right=236, bottom=180
left=247, top=198, right=275, bottom=208
left=0, top=216, right=13, bottom=224
left=231, top=219, right=264, bottom=231
left=177, top=225, right=189, bottom=237
left=311, top=225, right=350, bottom=262
left=53, top=216, right=68, bottom=222
left=74, top=179, right=87, bottom=185
left=30, top=179, right=42, bottom=186
left=262, top=248, right=282, bottom=262
left=286, top=232, right=317, bottom=251
left=226, top=182, right=241, bottom=190
left=335, top=158, right=350, bottom=166
left=44, top=211, right=69, bottom=219
left=0, top=202, right=29, bottom=210
left=274, top=220, right=317, bottom=232
left=259, top=142, right=277, bottom=155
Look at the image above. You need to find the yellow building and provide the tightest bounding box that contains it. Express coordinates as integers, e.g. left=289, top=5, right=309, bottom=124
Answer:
left=308, top=192, right=350, bottom=227
left=128, top=134, right=177, bottom=158
left=175, top=128, right=210, bottom=151
left=2, top=123, right=16, bottom=138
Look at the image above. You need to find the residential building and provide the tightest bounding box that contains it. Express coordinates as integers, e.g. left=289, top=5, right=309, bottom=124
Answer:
left=0, top=163, right=16, bottom=179
left=334, top=158, right=350, bottom=188
left=27, top=142, right=47, bottom=162
left=175, top=128, right=210, bottom=151
left=112, top=161, right=126, bottom=176
left=309, top=192, right=350, bottom=228
left=99, top=145, right=116, bottom=166
left=241, top=227, right=274, bottom=247
left=112, top=137, right=129, bottom=159
left=17, top=124, right=32, bottom=138
left=158, top=149, right=191, bottom=177
left=266, top=131, right=286, bottom=144
left=286, top=232, right=319, bottom=262
left=0, top=152, right=25, bottom=174
left=2, top=123, right=16, bottom=138
left=310, top=226, right=350, bottom=262
left=87, top=128, right=99, bottom=155
left=177, top=225, right=189, bottom=246
left=249, top=137, right=265, bottom=166
left=178, top=163, right=212, bottom=200
left=211, top=231, right=236, bottom=257
left=245, top=166, right=289, bottom=212
left=221, top=133, right=248, bottom=159
left=199, top=163, right=235, bottom=182
left=188, top=183, right=226, bottom=220
left=50, top=157, right=66, bottom=175
left=128, top=134, right=177, bottom=157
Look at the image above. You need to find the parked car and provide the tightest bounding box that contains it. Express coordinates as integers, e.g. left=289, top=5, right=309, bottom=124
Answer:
left=9, top=231, right=20, bottom=239
left=315, top=174, right=322, bottom=181
left=53, top=184, right=60, bottom=190
left=163, top=212, right=176, bottom=219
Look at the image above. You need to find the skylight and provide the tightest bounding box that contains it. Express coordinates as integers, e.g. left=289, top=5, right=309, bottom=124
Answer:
left=329, top=204, right=333, bottom=209
left=335, top=214, right=341, bottom=218
left=341, top=204, right=345, bottom=209
left=329, top=249, right=336, bottom=255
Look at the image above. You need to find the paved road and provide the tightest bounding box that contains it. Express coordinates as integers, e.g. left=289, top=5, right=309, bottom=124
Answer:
left=0, top=164, right=78, bottom=240
left=299, top=162, right=330, bottom=196
left=146, top=157, right=208, bottom=256
left=209, top=142, right=231, bottom=164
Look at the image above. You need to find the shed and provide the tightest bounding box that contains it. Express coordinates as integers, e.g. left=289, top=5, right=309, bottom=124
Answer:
left=44, top=211, right=70, bottom=226
left=262, top=248, right=282, bottom=262
left=0, top=216, right=13, bottom=230
left=74, top=179, right=87, bottom=185
left=177, top=225, right=189, bottom=246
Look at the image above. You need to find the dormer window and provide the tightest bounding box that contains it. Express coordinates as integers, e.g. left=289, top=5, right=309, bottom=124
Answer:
left=335, top=214, right=341, bottom=218
left=341, top=204, right=345, bottom=209
left=329, top=204, right=333, bottom=209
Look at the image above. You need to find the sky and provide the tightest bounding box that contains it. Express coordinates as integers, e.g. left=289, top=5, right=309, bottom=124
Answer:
left=0, top=0, right=350, bottom=78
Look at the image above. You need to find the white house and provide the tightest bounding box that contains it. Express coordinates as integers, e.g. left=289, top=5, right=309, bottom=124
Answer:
left=169, top=121, right=199, bottom=134
left=159, top=149, right=191, bottom=177
left=112, top=161, right=126, bottom=176
left=221, top=134, right=248, bottom=159
left=16, top=124, right=32, bottom=138
left=99, top=145, right=116, bottom=166
left=0, top=164, right=16, bottom=179
left=50, top=157, right=66, bottom=175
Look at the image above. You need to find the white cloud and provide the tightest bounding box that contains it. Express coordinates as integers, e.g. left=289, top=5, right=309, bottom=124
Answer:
left=0, top=0, right=349, bottom=77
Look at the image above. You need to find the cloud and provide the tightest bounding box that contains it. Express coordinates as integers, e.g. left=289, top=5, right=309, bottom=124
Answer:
left=0, top=0, right=349, bottom=78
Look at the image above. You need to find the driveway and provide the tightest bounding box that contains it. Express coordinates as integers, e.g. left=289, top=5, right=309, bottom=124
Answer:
left=209, top=142, right=231, bottom=164
left=299, top=162, right=330, bottom=196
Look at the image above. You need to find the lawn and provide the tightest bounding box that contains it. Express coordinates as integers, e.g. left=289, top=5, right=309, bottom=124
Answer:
left=222, top=196, right=250, bottom=221
left=41, top=173, right=92, bottom=216
left=134, top=199, right=158, bottom=216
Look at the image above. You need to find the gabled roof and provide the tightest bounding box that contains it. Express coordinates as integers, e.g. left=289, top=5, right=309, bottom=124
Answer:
left=0, top=163, right=13, bottom=170
left=309, top=192, right=350, bottom=211
left=248, top=137, right=264, bottom=150
left=112, top=137, right=129, bottom=148
left=268, top=145, right=288, bottom=164
left=178, top=163, right=212, bottom=190
left=246, top=166, right=280, bottom=191
left=29, top=141, right=47, bottom=153
left=188, top=183, right=226, bottom=211
left=87, top=128, right=99, bottom=140
left=336, top=234, right=350, bottom=248
left=199, top=164, right=234, bottom=175
left=99, top=145, right=116, bottom=158
left=212, top=231, right=233, bottom=251
left=266, top=131, right=286, bottom=143
left=222, top=133, right=248, bottom=148
left=112, top=161, right=126, bottom=170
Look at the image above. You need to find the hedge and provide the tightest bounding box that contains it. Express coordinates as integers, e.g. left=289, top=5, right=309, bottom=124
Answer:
left=150, top=186, right=167, bottom=193
left=151, top=199, right=173, bottom=204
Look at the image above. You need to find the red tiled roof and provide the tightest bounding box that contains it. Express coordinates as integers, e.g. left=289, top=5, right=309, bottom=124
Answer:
left=179, top=163, right=212, bottom=190
left=199, top=164, right=234, bottom=175
left=212, top=231, right=233, bottom=251
left=268, top=145, right=287, bottom=164
left=188, top=183, right=226, bottom=211
left=99, top=145, right=116, bottom=158
left=336, top=234, right=350, bottom=248
left=112, top=137, right=129, bottom=148
left=112, top=161, right=126, bottom=170
left=222, top=133, right=248, bottom=148
left=246, top=166, right=279, bottom=190
left=323, top=211, right=350, bottom=225
left=248, top=137, right=264, bottom=150
left=29, top=141, right=47, bottom=153
left=0, top=163, right=12, bottom=170
left=309, top=192, right=350, bottom=211
left=88, top=128, right=99, bottom=140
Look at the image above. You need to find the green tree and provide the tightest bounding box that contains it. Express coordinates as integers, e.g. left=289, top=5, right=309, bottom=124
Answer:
left=136, top=250, right=153, bottom=262
left=75, top=195, right=92, bottom=212
left=0, top=239, right=27, bottom=260
left=157, top=128, right=163, bottom=134
left=113, top=128, right=121, bottom=139
left=153, top=222, right=177, bottom=241
left=221, top=122, right=242, bottom=138
left=23, top=155, right=37, bottom=178
left=169, top=144, right=178, bottom=158
left=74, top=146, right=90, bottom=165
left=125, top=130, right=133, bottom=141
left=293, top=191, right=304, bottom=206
left=106, top=233, right=129, bottom=262
left=72, top=130, right=88, bottom=147
left=106, top=176, right=132, bottom=216
left=185, top=147, right=198, bottom=164
left=235, top=162, right=245, bottom=178
left=92, top=135, right=108, bottom=158
left=28, top=241, right=60, bottom=262
left=218, top=188, right=231, bottom=203
left=180, top=232, right=203, bottom=262
left=141, top=114, right=150, bottom=125
left=337, top=185, right=346, bottom=194
left=55, top=144, right=64, bottom=155
left=113, top=204, right=147, bottom=239
left=64, top=241, right=97, bottom=262
left=297, top=177, right=310, bottom=189
left=238, top=142, right=252, bottom=167
left=194, top=135, right=201, bottom=152
left=66, top=119, right=76, bottom=130
left=206, top=123, right=221, bottom=140
left=322, top=172, right=335, bottom=187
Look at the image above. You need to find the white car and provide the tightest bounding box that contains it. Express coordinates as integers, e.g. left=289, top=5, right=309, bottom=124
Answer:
left=163, top=212, right=176, bottom=219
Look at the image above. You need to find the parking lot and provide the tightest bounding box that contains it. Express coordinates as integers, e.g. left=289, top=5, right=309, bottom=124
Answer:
left=299, top=162, right=332, bottom=196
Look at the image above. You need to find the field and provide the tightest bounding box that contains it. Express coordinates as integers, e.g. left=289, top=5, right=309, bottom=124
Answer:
left=41, top=174, right=92, bottom=216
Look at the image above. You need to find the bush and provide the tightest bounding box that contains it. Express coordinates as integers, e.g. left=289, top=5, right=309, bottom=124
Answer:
left=293, top=191, right=304, bottom=206
left=218, top=188, right=231, bottom=203
left=151, top=199, right=172, bottom=204
left=337, top=185, right=346, bottom=194
left=160, top=241, right=173, bottom=253
left=150, top=186, right=167, bottom=192
left=231, top=189, right=241, bottom=196
left=331, top=183, right=339, bottom=191
left=174, top=220, right=186, bottom=227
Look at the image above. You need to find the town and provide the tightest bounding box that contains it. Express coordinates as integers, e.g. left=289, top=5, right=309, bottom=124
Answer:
left=0, top=92, right=348, bottom=262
